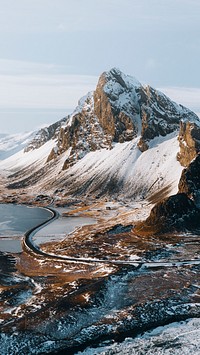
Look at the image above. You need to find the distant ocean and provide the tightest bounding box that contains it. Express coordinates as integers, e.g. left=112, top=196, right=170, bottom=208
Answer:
left=0, top=108, right=73, bottom=134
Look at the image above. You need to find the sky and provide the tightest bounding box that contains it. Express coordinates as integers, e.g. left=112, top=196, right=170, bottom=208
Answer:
left=0, top=0, right=200, bottom=133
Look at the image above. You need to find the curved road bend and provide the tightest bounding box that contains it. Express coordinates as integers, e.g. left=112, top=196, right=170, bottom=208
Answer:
left=23, top=206, right=200, bottom=269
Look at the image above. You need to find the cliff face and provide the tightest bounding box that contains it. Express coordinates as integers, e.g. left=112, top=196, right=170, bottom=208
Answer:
left=94, top=69, right=141, bottom=143
left=47, top=92, right=112, bottom=169
left=178, top=154, right=200, bottom=204
left=136, top=193, right=200, bottom=234
left=25, top=118, right=68, bottom=153
left=177, top=121, right=200, bottom=167
left=138, top=154, right=200, bottom=235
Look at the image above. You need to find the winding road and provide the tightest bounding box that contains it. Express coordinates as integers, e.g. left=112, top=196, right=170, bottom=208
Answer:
left=23, top=205, right=200, bottom=269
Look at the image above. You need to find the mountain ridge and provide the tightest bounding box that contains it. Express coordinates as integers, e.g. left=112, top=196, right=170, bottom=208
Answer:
left=0, top=68, right=200, bottom=202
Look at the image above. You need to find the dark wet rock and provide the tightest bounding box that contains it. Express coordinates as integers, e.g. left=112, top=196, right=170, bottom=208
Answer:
left=137, top=193, right=200, bottom=234
left=179, top=154, right=200, bottom=205
left=0, top=252, right=16, bottom=273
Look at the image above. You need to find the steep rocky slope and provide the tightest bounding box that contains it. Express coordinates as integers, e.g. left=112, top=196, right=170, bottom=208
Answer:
left=177, top=121, right=200, bottom=166
left=45, top=68, right=199, bottom=168
left=179, top=153, right=200, bottom=204
left=0, top=68, right=200, bottom=200
left=136, top=193, right=200, bottom=234
left=25, top=117, right=68, bottom=153
left=137, top=153, right=200, bottom=234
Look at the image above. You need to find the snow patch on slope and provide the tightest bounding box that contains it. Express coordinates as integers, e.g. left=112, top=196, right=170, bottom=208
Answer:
left=63, top=132, right=182, bottom=199
left=0, top=139, right=56, bottom=172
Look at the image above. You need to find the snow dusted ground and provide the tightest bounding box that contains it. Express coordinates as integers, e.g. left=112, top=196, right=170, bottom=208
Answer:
left=0, top=138, right=56, bottom=172
left=61, top=131, right=183, bottom=199
left=0, top=129, right=183, bottom=200
left=78, top=318, right=200, bottom=355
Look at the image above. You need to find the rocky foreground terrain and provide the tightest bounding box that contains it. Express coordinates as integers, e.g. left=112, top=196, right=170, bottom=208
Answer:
left=0, top=68, right=200, bottom=354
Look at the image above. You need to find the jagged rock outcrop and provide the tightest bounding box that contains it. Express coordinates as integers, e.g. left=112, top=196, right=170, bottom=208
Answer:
left=137, top=148, right=200, bottom=235
left=177, top=121, right=200, bottom=166
left=136, top=193, right=200, bottom=234
left=178, top=154, right=200, bottom=205
left=45, top=68, right=200, bottom=169
left=94, top=68, right=141, bottom=143
left=48, top=93, right=113, bottom=169
left=138, top=87, right=184, bottom=151
left=25, top=117, right=68, bottom=152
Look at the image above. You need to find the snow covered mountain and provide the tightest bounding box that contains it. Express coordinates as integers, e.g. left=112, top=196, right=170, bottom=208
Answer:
left=1, top=68, right=200, bottom=201
left=0, top=131, right=36, bottom=161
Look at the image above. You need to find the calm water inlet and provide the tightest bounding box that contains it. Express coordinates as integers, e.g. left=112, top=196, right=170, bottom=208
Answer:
left=0, top=204, right=52, bottom=252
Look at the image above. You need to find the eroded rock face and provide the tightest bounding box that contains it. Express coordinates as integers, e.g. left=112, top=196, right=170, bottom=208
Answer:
left=138, top=152, right=200, bottom=235
left=25, top=68, right=200, bottom=171
left=178, top=154, right=200, bottom=204
left=137, top=86, right=182, bottom=151
left=177, top=121, right=200, bottom=167
left=138, top=193, right=200, bottom=234
left=94, top=68, right=141, bottom=143
left=47, top=68, right=142, bottom=168
left=25, top=118, right=68, bottom=152
left=49, top=93, right=112, bottom=169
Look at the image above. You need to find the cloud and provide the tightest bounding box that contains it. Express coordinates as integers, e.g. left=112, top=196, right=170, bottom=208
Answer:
left=1, top=0, right=199, bottom=34
left=0, top=58, right=71, bottom=75
left=0, top=59, right=98, bottom=109
left=0, top=73, right=98, bottom=108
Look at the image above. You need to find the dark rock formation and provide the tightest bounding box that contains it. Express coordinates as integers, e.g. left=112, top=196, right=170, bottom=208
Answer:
left=137, top=153, right=200, bottom=235
left=25, top=117, right=68, bottom=152
left=178, top=154, right=200, bottom=205
left=137, top=86, right=183, bottom=151
left=136, top=193, right=200, bottom=234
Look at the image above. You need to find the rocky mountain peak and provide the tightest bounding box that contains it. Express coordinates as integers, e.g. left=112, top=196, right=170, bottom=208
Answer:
left=94, top=68, right=141, bottom=143
left=18, top=68, right=200, bottom=175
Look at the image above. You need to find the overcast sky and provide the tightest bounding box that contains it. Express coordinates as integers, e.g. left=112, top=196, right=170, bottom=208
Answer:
left=0, top=0, right=200, bottom=133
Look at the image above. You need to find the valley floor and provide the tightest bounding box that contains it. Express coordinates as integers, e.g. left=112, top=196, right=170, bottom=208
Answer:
left=0, top=184, right=200, bottom=354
